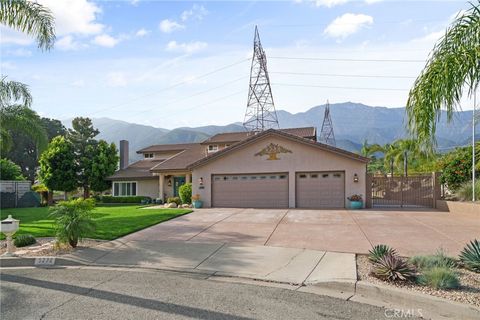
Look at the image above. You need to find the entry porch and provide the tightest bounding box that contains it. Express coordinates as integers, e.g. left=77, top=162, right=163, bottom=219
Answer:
left=154, top=171, right=192, bottom=201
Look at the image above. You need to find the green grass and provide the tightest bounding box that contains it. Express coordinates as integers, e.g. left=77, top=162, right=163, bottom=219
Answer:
left=0, top=204, right=191, bottom=240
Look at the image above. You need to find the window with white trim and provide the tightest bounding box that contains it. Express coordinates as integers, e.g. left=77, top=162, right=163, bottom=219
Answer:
left=113, top=182, right=137, bottom=196
left=208, top=145, right=218, bottom=153
left=144, top=153, right=154, bottom=159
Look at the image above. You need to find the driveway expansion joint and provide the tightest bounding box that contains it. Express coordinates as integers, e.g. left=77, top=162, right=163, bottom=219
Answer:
left=263, top=209, right=289, bottom=246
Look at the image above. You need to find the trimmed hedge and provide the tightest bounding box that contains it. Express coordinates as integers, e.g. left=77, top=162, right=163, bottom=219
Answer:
left=98, top=196, right=151, bottom=204
left=179, top=183, right=192, bottom=204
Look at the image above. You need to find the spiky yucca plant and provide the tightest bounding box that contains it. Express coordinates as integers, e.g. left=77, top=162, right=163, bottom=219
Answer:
left=459, top=239, right=480, bottom=272
left=368, top=244, right=397, bottom=263
left=372, top=253, right=416, bottom=281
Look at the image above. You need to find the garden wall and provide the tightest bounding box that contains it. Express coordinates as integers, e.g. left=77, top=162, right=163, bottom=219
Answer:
left=436, top=200, right=480, bottom=217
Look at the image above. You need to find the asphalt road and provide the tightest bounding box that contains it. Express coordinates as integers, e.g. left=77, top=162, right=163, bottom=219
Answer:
left=1, top=267, right=417, bottom=320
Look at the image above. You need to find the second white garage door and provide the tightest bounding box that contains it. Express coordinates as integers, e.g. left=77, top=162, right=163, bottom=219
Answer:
left=296, top=171, right=345, bottom=208
left=212, top=173, right=289, bottom=208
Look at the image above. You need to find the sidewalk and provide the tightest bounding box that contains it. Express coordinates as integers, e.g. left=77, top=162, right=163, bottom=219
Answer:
left=67, top=239, right=356, bottom=285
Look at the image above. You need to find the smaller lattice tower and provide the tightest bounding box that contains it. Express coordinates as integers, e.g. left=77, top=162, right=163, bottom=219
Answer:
left=243, top=26, right=279, bottom=132
left=319, top=100, right=336, bottom=146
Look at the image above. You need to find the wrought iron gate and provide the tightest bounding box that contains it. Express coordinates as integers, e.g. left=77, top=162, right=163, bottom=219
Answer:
left=371, top=175, right=434, bottom=208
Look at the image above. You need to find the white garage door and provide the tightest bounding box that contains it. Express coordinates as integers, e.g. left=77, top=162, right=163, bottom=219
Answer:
left=296, top=172, right=345, bottom=208
left=212, top=173, right=289, bottom=208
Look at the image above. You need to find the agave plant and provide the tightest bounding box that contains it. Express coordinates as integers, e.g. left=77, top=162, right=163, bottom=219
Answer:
left=372, top=253, right=416, bottom=282
left=459, top=239, right=480, bottom=272
left=368, top=244, right=397, bottom=263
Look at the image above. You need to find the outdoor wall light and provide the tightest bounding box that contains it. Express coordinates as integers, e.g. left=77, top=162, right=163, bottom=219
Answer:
left=353, top=173, right=359, bottom=183
left=198, top=177, right=204, bottom=186
left=167, top=179, right=172, bottom=187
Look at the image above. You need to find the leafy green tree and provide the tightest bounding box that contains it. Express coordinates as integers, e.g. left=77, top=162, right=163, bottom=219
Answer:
left=86, top=140, right=118, bottom=192
left=0, top=0, right=55, bottom=50
left=5, top=117, right=66, bottom=181
left=49, top=198, right=96, bottom=248
left=68, top=117, right=100, bottom=198
left=439, top=143, right=480, bottom=190
left=38, top=136, right=77, bottom=193
left=0, top=158, right=25, bottom=180
left=406, top=3, right=480, bottom=147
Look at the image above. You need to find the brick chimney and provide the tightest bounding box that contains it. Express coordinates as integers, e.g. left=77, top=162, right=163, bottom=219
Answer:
left=119, top=140, right=129, bottom=170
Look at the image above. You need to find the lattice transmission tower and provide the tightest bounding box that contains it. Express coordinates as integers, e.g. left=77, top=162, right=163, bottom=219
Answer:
left=319, top=101, right=336, bottom=146
left=243, top=26, right=279, bottom=132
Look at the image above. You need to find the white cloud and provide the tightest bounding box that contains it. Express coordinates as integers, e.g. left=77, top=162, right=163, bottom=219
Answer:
left=0, top=26, right=33, bottom=46
left=324, top=13, right=373, bottom=39
left=57, top=35, right=86, bottom=51
left=181, top=5, right=208, bottom=21
left=165, top=41, right=207, bottom=54
left=92, top=34, right=120, bottom=47
left=106, top=72, right=128, bottom=87
left=364, top=0, right=383, bottom=3
left=159, top=19, right=185, bottom=33
left=314, top=0, right=348, bottom=7
left=130, top=0, right=140, bottom=5
left=135, top=28, right=150, bottom=37
left=37, top=0, right=104, bottom=36
left=4, top=48, right=32, bottom=57
left=72, top=79, right=85, bottom=87
left=0, top=61, right=16, bottom=70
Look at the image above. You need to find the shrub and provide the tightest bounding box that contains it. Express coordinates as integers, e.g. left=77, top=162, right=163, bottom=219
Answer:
left=14, top=234, right=36, bottom=247
left=372, top=253, right=416, bottom=281
left=439, top=143, right=479, bottom=191
left=416, top=267, right=460, bottom=290
left=49, top=198, right=96, bottom=248
left=368, top=244, right=396, bottom=263
left=455, top=180, right=480, bottom=201
left=459, top=239, right=480, bottom=272
left=0, top=158, right=25, bottom=180
left=99, top=196, right=151, bottom=204
left=167, top=197, right=181, bottom=205
left=179, top=183, right=192, bottom=204
left=409, top=250, right=457, bottom=270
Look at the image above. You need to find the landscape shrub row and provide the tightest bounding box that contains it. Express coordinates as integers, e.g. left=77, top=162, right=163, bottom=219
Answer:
left=97, top=195, right=151, bottom=204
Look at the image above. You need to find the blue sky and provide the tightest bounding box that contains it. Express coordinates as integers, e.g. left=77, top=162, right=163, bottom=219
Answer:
left=0, top=0, right=472, bottom=129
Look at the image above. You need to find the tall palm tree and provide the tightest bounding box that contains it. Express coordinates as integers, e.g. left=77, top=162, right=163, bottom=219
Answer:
left=406, top=2, right=480, bottom=148
left=0, top=0, right=55, bottom=154
left=0, top=0, right=55, bottom=50
left=360, top=139, right=384, bottom=158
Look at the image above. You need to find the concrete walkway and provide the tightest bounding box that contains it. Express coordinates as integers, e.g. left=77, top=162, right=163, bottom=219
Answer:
left=68, top=240, right=356, bottom=286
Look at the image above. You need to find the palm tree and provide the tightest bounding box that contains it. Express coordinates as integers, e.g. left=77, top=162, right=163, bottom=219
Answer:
left=406, top=2, right=480, bottom=148
left=0, top=0, right=55, bottom=50
left=360, top=140, right=384, bottom=158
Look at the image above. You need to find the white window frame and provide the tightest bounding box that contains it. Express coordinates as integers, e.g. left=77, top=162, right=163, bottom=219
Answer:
left=144, top=153, right=154, bottom=159
left=112, top=181, right=138, bottom=197
left=208, top=145, right=218, bottom=153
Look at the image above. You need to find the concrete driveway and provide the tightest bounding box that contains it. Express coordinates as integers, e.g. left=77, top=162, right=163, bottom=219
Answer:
left=123, top=208, right=479, bottom=256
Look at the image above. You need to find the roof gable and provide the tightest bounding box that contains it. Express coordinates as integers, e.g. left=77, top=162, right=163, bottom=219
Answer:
left=188, top=129, right=368, bottom=169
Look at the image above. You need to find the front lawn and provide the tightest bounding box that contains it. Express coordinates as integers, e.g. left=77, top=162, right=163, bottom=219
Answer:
left=0, top=205, right=191, bottom=240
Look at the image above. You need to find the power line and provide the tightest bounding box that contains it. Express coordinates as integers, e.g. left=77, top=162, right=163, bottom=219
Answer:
left=269, top=56, right=425, bottom=63
left=271, top=83, right=408, bottom=92
left=270, top=71, right=417, bottom=79
left=87, top=58, right=250, bottom=116
left=123, top=76, right=248, bottom=117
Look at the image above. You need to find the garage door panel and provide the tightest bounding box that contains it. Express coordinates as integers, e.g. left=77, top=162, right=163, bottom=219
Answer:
left=212, top=174, right=288, bottom=208
left=296, top=172, right=345, bottom=208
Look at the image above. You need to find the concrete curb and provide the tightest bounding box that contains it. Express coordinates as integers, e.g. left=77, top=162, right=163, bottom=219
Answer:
left=351, top=281, right=480, bottom=320
left=0, top=256, right=85, bottom=268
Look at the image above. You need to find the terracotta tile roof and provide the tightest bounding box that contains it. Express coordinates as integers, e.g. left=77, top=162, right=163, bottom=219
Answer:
left=150, top=144, right=206, bottom=172
left=107, top=159, right=163, bottom=180
left=136, top=143, right=198, bottom=154
left=188, top=129, right=369, bottom=169
left=202, top=127, right=317, bottom=144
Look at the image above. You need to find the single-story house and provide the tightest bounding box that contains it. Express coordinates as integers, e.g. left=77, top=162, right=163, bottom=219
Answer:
left=107, top=127, right=369, bottom=208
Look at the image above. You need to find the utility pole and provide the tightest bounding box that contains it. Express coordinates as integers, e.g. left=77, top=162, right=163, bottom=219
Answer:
left=404, top=151, right=408, bottom=177
left=243, top=26, right=279, bottom=132
left=473, top=90, right=477, bottom=201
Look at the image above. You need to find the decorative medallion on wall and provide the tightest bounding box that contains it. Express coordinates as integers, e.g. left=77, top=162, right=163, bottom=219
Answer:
left=255, top=143, right=292, bottom=160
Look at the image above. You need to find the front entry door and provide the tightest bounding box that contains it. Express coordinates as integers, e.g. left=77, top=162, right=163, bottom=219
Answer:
left=173, top=176, right=186, bottom=197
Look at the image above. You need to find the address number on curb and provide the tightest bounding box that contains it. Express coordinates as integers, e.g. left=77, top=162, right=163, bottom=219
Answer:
left=34, top=257, right=56, bottom=266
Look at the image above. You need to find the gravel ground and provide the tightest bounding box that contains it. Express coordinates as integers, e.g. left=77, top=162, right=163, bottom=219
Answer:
left=0, top=238, right=104, bottom=256
left=357, top=254, right=480, bottom=307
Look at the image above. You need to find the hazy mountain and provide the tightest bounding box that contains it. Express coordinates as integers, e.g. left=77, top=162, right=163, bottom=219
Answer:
left=63, top=102, right=476, bottom=163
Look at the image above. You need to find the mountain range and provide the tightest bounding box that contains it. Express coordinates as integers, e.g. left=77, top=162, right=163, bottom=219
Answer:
left=63, top=102, right=476, bottom=163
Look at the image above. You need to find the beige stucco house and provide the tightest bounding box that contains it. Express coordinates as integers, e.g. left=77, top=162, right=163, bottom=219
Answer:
left=107, top=127, right=369, bottom=208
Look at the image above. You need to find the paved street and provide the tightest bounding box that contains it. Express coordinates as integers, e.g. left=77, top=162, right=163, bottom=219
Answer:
left=0, top=267, right=416, bottom=320
left=127, top=208, right=479, bottom=256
